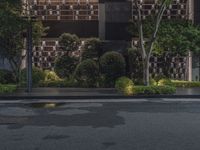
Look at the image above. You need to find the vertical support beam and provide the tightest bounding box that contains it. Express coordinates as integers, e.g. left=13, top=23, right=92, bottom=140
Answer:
left=188, top=51, right=193, bottom=81
left=27, top=22, right=33, bottom=93
left=188, top=0, right=194, bottom=22
left=99, top=3, right=106, bottom=40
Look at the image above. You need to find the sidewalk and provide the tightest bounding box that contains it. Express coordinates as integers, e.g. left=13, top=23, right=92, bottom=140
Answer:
left=0, top=87, right=199, bottom=100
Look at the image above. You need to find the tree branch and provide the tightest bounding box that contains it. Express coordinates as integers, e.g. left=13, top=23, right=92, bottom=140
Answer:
left=147, top=0, right=168, bottom=58
left=134, top=0, right=146, bottom=59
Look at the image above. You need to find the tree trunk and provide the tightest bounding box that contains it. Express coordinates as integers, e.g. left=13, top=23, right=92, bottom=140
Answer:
left=143, top=57, right=150, bottom=86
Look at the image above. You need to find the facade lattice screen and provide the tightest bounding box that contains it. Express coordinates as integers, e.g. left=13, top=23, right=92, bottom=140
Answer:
left=28, top=0, right=99, bottom=20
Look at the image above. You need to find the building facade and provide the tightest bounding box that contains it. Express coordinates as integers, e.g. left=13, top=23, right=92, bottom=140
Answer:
left=22, top=0, right=199, bottom=80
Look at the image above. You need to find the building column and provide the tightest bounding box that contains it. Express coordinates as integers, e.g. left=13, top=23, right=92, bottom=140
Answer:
left=188, top=51, right=193, bottom=81
left=99, top=3, right=106, bottom=40
left=188, top=0, right=194, bottom=21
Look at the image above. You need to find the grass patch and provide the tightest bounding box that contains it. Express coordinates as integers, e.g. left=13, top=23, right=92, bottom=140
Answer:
left=0, top=84, right=17, bottom=94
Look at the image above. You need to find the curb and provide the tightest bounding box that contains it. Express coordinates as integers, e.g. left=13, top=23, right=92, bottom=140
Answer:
left=0, top=95, right=200, bottom=100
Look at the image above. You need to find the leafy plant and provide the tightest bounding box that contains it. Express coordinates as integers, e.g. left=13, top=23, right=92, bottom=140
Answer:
left=81, top=38, right=103, bottom=61
left=100, top=51, right=126, bottom=87
left=54, top=55, right=78, bottom=78
left=59, top=33, right=80, bottom=55
left=21, top=67, right=45, bottom=86
left=115, top=77, right=134, bottom=96
left=44, top=70, right=61, bottom=81
left=74, top=59, right=99, bottom=87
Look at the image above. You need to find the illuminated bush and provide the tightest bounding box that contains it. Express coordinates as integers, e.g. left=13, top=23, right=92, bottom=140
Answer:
left=158, top=78, right=173, bottom=86
left=115, top=77, right=134, bottom=96
left=44, top=70, right=61, bottom=81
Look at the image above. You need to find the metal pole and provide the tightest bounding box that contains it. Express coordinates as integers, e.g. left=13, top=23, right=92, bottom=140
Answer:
left=27, top=21, right=33, bottom=93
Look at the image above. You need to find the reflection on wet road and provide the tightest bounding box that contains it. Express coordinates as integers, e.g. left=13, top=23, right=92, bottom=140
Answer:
left=0, top=101, right=200, bottom=150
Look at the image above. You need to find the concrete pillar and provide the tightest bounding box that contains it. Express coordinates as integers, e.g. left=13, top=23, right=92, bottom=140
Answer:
left=188, top=51, right=193, bottom=81
left=188, top=0, right=194, bottom=22
left=99, top=3, right=106, bottom=40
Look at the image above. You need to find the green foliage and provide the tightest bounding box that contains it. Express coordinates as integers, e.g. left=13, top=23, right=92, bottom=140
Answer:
left=81, top=38, right=103, bottom=60
left=128, top=19, right=200, bottom=55
left=100, top=51, right=126, bottom=87
left=54, top=55, right=78, bottom=78
left=0, top=69, right=15, bottom=84
left=74, top=59, right=99, bottom=87
left=158, top=78, right=174, bottom=86
left=44, top=70, right=61, bottom=81
left=32, top=21, right=49, bottom=45
left=21, top=67, right=45, bottom=86
left=156, top=20, right=200, bottom=55
left=127, top=48, right=143, bottom=82
left=0, top=84, right=17, bottom=94
left=134, top=85, right=176, bottom=95
left=172, top=80, right=200, bottom=88
left=0, top=1, right=46, bottom=82
left=59, top=33, right=80, bottom=54
left=150, top=79, right=157, bottom=86
left=115, top=77, right=134, bottom=96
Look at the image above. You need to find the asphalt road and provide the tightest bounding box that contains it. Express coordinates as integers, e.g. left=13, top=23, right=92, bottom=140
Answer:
left=1, top=100, right=200, bottom=150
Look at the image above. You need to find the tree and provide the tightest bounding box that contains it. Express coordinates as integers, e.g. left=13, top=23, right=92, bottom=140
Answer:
left=0, top=1, right=27, bottom=81
left=0, top=1, right=47, bottom=82
left=156, top=20, right=200, bottom=55
left=131, top=0, right=172, bottom=86
left=59, top=33, right=80, bottom=55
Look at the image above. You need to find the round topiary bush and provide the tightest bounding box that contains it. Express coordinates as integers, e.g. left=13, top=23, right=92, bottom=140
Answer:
left=54, top=55, right=78, bottom=78
left=59, top=33, right=80, bottom=54
left=100, top=51, right=126, bottom=87
left=0, top=69, right=15, bottom=84
left=44, top=70, right=61, bottom=81
left=81, top=38, right=103, bottom=61
left=158, top=78, right=174, bottom=86
left=21, top=67, right=45, bottom=86
left=115, top=77, right=134, bottom=96
left=74, top=59, right=99, bottom=87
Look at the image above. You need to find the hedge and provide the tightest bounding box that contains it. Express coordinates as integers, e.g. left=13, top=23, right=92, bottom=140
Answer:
left=172, top=80, right=200, bottom=88
left=38, top=79, right=78, bottom=88
left=134, top=85, right=176, bottom=95
left=0, top=84, right=17, bottom=94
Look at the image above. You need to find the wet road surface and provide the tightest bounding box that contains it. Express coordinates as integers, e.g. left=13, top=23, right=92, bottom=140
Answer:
left=0, top=101, right=200, bottom=150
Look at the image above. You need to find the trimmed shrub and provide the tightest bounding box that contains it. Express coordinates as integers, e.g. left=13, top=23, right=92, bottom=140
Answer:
left=0, top=69, right=15, bottom=84
left=54, top=55, right=78, bottom=78
left=21, top=67, right=45, bottom=86
left=172, top=80, right=200, bottom=87
left=100, top=51, right=126, bottom=87
left=59, top=33, right=80, bottom=54
left=74, top=59, right=99, bottom=87
left=81, top=38, right=103, bottom=60
left=115, top=77, right=134, bottom=96
left=0, top=84, right=17, bottom=94
left=158, top=78, right=174, bottom=86
left=134, top=85, right=176, bottom=95
left=44, top=70, right=61, bottom=81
